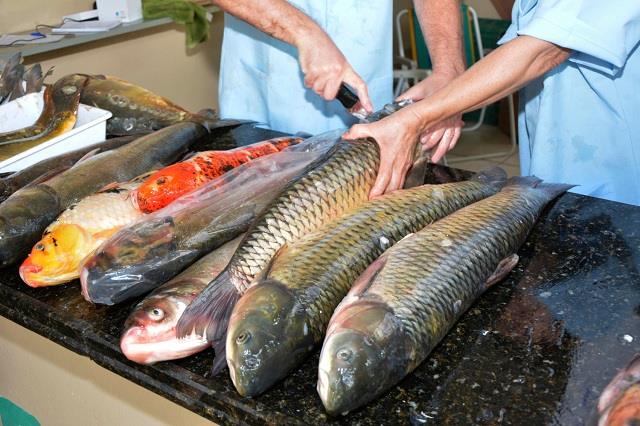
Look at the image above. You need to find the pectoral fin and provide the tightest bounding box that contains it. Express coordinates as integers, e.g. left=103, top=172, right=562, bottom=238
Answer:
left=486, top=254, right=519, bottom=288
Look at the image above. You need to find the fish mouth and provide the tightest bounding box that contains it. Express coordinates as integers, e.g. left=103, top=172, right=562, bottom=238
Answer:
left=120, top=326, right=208, bottom=364
left=19, top=263, right=74, bottom=288
left=79, top=266, right=92, bottom=301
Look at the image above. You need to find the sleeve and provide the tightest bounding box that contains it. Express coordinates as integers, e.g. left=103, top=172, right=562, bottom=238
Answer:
left=502, top=0, right=640, bottom=75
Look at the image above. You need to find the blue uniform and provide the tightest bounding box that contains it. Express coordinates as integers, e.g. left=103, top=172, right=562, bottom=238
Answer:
left=218, top=1, right=393, bottom=135
left=499, top=0, right=640, bottom=205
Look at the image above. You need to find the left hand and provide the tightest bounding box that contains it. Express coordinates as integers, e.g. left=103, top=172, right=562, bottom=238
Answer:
left=343, top=107, right=423, bottom=198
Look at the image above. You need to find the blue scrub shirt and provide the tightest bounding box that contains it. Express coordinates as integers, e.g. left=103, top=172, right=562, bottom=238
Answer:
left=499, top=0, right=640, bottom=205
left=218, top=1, right=393, bottom=136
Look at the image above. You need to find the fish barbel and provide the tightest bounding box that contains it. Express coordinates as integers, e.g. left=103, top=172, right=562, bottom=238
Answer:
left=225, top=168, right=506, bottom=396
left=598, top=355, right=640, bottom=426
left=80, top=131, right=341, bottom=305
left=120, top=235, right=243, bottom=365
left=135, top=136, right=303, bottom=213
left=19, top=173, right=153, bottom=287
left=176, top=102, right=412, bottom=363
left=80, top=75, right=202, bottom=136
left=0, top=120, right=238, bottom=267
left=317, top=177, right=572, bottom=415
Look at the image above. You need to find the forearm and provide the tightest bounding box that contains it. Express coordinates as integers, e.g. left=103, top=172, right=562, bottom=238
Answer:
left=213, top=0, right=321, bottom=46
left=413, top=0, right=465, bottom=75
left=409, top=35, right=570, bottom=126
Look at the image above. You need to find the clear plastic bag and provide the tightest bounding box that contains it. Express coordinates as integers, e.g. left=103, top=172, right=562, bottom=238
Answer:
left=80, top=130, right=342, bottom=305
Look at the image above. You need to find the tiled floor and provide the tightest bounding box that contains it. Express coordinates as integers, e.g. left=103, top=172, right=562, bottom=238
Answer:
left=444, top=125, right=520, bottom=177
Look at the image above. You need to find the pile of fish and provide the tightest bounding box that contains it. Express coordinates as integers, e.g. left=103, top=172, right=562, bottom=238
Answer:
left=0, top=94, right=578, bottom=415
left=0, top=66, right=209, bottom=150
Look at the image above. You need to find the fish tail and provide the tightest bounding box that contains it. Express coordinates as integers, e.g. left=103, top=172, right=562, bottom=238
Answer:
left=471, top=166, right=508, bottom=191
left=176, top=269, right=241, bottom=344
left=506, top=176, right=575, bottom=201
left=210, top=337, right=228, bottom=376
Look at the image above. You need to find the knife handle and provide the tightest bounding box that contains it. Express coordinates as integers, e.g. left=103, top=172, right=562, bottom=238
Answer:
left=336, top=83, right=359, bottom=109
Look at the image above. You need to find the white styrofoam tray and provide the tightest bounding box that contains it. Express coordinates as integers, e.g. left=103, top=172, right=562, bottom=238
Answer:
left=0, top=91, right=112, bottom=173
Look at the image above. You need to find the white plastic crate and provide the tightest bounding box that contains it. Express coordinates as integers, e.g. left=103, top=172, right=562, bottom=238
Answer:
left=0, top=91, right=112, bottom=172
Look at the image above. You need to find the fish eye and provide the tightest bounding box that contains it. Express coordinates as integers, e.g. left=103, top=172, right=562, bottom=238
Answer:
left=147, top=307, right=164, bottom=320
left=35, top=243, right=45, bottom=251
left=236, top=331, right=251, bottom=344
left=337, top=348, right=353, bottom=363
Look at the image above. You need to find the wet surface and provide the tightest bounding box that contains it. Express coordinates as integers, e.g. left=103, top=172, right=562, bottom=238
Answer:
left=0, top=128, right=639, bottom=425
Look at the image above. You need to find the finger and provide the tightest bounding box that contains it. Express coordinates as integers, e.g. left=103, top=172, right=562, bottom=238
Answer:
left=343, top=123, right=372, bottom=140
left=428, top=128, right=446, bottom=145
left=431, top=128, right=454, bottom=163
left=449, top=126, right=462, bottom=150
left=420, top=132, right=430, bottom=145
left=343, top=69, right=373, bottom=113
left=312, top=77, right=328, bottom=98
left=370, top=165, right=391, bottom=198
left=323, top=77, right=342, bottom=101
left=387, top=168, right=406, bottom=194
left=396, top=84, right=425, bottom=102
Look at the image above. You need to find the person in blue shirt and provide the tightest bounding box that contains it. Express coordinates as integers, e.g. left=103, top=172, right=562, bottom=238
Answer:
left=212, top=0, right=393, bottom=135
left=346, top=0, right=640, bottom=206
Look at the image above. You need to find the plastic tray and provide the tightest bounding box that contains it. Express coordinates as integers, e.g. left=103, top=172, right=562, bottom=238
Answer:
left=0, top=91, right=112, bottom=172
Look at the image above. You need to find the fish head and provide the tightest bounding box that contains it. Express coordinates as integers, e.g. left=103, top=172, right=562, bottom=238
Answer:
left=226, top=279, right=314, bottom=397
left=19, top=224, right=91, bottom=287
left=317, top=300, right=411, bottom=416
left=135, top=163, right=198, bottom=213
left=120, top=287, right=208, bottom=364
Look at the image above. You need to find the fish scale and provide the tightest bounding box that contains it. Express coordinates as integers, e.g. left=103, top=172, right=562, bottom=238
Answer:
left=225, top=170, right=507, bottom=397
left=357, top=184, right=554, bottom=364
left=316, top=178, right=571, bottom=415
left=228, top=138, right=379, bottom=293
left=265, top=179, right=499, bottom=340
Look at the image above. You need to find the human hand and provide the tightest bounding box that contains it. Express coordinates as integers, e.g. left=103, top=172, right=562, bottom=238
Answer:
left=343, top=107, right=423, bottom=198
left=295, top=28, right=373, bottom=113
left=398, top=72, right=463, bottom=162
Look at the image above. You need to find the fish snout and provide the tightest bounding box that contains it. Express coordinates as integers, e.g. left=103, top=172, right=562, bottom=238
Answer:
left=19, top=261, right=44, bottom=287
left=120, top=326, right=152, bottom=364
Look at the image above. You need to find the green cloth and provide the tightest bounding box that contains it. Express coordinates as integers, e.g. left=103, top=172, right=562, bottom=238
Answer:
left=142, top=0, right=210, bottom=49
left=0, top=397, right=40, bottom=426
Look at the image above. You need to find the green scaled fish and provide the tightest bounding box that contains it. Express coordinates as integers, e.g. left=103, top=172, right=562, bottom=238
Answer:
left=225, top=168, right=506, bottom=397
left=177, top=102, right=414, bottom=350
left=317, top=177, right=572, bottom=415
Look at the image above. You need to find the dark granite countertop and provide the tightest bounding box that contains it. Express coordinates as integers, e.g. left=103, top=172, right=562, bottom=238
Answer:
left=1, top=125, right=639, bottom=425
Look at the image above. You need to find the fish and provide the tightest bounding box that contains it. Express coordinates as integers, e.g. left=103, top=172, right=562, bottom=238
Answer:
left=598, top=355, right=640, bottom=426
left=0, top=74, right=88, bottom=146
left=19, top=172, right=153, bottom=287
left=135, top=136, right=303, bottom=213
left=0, top=135, right=137, bottom=203
left=176, top=102, right=411, bottom=352
left=79, top=131, right=341, bottom=305
left=79, top=74, right=204, bottom=136
left=316, top=177, right=572, bottom=415
left=225, top=168, right=507, bottom=396
left=0, top=120, right=237, bottom=268
left=120, top=235, right=244, bottom=365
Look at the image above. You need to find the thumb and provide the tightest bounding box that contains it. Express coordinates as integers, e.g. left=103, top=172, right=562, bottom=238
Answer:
left=343, top=123, right=372, bottom=140
left=343, top=68, right=373, bottom=113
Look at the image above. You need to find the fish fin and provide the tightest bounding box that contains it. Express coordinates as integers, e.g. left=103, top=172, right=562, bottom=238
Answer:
left=485, top=254, right=519, bottom=288
left=22, top=165, right=77, bottom=188
left=176, top=269, right=241, bottom=344
left=195, top=108, right=218, bottom=120
left=471, top=167, right=508, bottom=192
left=506, top=176, right=543, bottom=187
left=98, top=181, right=121, bottom=192
left=533, top=182, right=576, bottom=201
left=403, top=146, right=429, bottom=189
left=72, top=147, right=101, bottom=166
left=210, top=338, right=228, bottom=376
left=199, top=118, right=255, bottom=133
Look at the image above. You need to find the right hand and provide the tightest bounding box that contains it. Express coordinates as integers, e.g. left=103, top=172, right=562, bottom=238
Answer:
left=398, top=72, right=463, bottom=163
left=295, top=28, right=373, bottom=114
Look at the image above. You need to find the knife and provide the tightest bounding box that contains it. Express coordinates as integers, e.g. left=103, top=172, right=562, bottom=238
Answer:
left=335, top=83, right=369, bottom=121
